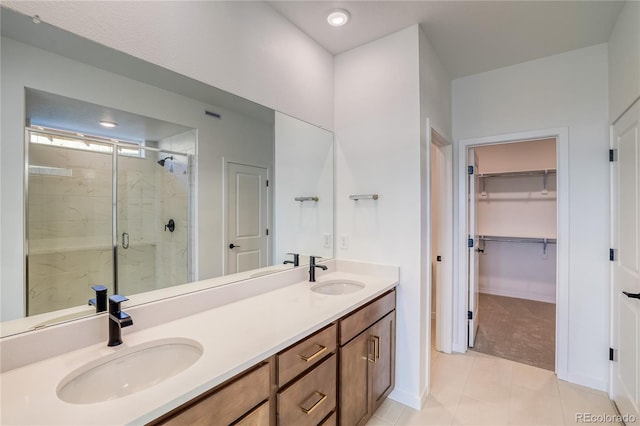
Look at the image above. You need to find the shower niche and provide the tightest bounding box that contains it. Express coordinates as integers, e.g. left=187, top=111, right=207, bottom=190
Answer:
left=25, top=90, right=194, bottom=316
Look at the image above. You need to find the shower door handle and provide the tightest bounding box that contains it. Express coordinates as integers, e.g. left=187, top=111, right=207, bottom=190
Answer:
left=623, top=291, right=640, bottom=300
left=122, top=233, right=129, bottom=249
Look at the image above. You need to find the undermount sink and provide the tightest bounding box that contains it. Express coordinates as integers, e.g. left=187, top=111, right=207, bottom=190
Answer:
left=57, top=338, right=203, bottom=404
left=311, top=280, right=365, bottom=295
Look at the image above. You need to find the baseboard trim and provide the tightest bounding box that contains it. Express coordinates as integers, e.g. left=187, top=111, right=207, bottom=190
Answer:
left=479, top=288, right=556, bottom=304
left=388, top=387, right=422, bottom=410
left=565, top=372, right=608, bottom=392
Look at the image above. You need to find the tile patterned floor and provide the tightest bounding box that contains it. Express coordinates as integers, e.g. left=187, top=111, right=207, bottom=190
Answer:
left=367, top=349, right=620, bottom=426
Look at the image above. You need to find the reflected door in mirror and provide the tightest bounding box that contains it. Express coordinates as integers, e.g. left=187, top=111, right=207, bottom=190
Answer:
left=226, top=162, right=269, bottom=274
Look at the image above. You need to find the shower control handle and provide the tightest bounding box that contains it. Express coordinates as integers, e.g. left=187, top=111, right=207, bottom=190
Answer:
left=122, top=233, right=129, bottom=249
left=229, top=243, right=240, bottom=249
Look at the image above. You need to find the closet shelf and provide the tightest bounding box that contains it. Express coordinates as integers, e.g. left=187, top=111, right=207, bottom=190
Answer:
left=479, top=235, right=556, bottom=244
left=479, top=169, right=556, bottom=195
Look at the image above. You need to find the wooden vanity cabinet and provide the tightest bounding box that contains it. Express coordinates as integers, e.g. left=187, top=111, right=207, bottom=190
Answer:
left=149, top=289, right=396, bottom=426
left=338, top=290, right=396, bottom=426
left=151, top=361, right=271, bottom=426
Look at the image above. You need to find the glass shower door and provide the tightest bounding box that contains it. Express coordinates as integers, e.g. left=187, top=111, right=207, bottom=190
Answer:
left=116, top=147, right=190, bottom=296
left=26, top=131, right=114, bottom=316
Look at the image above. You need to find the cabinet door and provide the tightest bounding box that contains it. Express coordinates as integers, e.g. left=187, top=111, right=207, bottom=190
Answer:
left=370, top=311, right=396, bottom=412
left=339, top=331, right=371, bottom=426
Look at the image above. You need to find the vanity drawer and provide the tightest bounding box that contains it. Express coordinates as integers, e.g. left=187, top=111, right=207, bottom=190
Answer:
left=319, top=411, right=337, bottom=426
left=340, top=290, right=396, bottom=345
left=158, top=362, right=270, bottom=426
left=277, top=353, right=336, bottom=426
left=277, top=323, right=337, bottom=386
left=235, top=400, right=270, bottom=426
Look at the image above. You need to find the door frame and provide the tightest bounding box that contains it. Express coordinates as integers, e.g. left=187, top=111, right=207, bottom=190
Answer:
left=453, top=127, right=569, bottom=380
left=427, top=122, right=454, bottom=355
left=222, top=158, right=272, bottom=275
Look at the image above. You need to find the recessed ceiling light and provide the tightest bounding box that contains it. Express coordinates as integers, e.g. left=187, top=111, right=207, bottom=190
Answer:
left=327, top=9, right=350, bottom=27
left=99, top=120, right=118, bottom=128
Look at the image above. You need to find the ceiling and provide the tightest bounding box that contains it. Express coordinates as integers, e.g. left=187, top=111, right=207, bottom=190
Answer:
left=26, top=89, right=191, bottom=142
left=267, top=1, right=625, bottom=79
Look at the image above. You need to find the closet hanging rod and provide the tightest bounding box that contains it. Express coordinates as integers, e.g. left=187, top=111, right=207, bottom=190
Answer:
left=295, top=196, right=319, bottom=202
left=478, top=236, right=556, bottom=244
left=349, top=194, right=379, bottom=201
left=478, top=169, right=556, bottom=179
left=478, top=235, right=556, bottom=255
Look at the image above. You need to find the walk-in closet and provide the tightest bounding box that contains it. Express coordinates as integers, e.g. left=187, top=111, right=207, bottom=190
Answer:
left=469, top=138, right=557, bottom=371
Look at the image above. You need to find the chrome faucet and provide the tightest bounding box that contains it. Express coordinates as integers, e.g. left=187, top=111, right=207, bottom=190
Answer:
left=88, top=285, right=108, bottom=313
left=108, top=295, right=133, bottom=347
left=284, top=253, right=300, bottom=267
left=309, top=256, right=327, bottom=282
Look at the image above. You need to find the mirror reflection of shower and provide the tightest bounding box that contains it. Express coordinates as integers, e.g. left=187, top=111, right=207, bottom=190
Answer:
left=24, top=88, right=195, bottom=317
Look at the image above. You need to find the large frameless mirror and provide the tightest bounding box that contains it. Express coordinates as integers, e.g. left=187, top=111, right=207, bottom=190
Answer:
left=1, top=7, right=334, bottom=337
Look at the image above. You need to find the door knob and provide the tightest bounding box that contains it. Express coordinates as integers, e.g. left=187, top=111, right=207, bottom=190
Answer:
left=623, top=291, right=640, bottom=300
left=229, top=243, right=240, bottom=249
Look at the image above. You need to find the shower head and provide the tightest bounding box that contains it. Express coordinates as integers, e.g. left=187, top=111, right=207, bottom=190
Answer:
left=157, top=156, right=174, bottom=167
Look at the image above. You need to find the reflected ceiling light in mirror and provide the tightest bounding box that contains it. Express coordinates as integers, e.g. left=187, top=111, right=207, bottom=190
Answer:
left=327, top=9, right=350, bottom=27
left=99, top=120, right=118, bottom=128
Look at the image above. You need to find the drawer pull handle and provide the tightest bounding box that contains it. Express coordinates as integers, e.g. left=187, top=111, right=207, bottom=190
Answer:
left=300, top=391, right=327, bottom=414
left=298, top=344, right=327, bottom=362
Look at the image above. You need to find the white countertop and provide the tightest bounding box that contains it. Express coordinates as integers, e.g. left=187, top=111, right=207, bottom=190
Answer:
left=0, top=267, right=398, bottom=425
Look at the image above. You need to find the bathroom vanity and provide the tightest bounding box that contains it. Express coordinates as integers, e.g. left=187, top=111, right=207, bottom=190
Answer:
left=0, top=260, right=398, bottom=426
left=152, top=290, right=395, bottom=426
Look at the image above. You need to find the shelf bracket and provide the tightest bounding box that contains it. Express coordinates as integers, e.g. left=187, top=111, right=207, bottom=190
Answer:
left=542, top=170, right=549, bottom=195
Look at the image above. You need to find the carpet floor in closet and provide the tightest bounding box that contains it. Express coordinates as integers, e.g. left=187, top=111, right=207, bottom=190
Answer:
left=471, top=293, right=555, bottom=371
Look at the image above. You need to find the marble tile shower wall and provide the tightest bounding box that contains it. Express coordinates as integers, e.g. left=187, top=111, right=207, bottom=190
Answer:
left=157, top=130, right=194, bottom=288
left=27, top=144, right=158, bottom=315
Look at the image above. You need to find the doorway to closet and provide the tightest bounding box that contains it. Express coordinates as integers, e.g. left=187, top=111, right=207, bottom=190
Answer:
left=468, top=138, right=557, bottom=371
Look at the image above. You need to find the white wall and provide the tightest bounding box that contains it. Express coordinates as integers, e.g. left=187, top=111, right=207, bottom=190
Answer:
left=274, top=112, right=333, bottom=263
left=453, top=44, right=610, bottom=390
left=419, top=28, right=452, bottom=400
left=1, top=38, right=273, bottom=320
left=3, top=1, right=334, bottom=130
left=608, top=0, right=640, bottom=122
left=335, top=26, right=424, bottom=408
left=335, top=24, right=452, bottom=409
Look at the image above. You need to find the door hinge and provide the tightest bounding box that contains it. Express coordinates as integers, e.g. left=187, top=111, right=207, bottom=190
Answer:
left=266, top=228, right=269, bottom=236
left=610, top=248, right=615, bottom=261
left=609, top=149, right=617, bottom=162
left=468, top=311, right=473, bottom=320
left=468, top=165, right=474, bottom=175
left=468, top=238, right=474, bottom=248
left=266, top=180, right=269, bottom=187
left=609, top=347, right=615, bottom=361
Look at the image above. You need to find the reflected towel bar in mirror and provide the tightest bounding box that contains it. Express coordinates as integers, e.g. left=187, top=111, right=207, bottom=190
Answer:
left=295, top=196, right=319, bottom=202
left=349, top=194, right=379, bottom=201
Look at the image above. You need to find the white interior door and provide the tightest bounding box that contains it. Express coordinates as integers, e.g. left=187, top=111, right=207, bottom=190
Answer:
left=468, top=149, right=480, bottom=347
left=611, top=101, right=640, bottom=423
left=226, top=162, right=269, bottom=274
